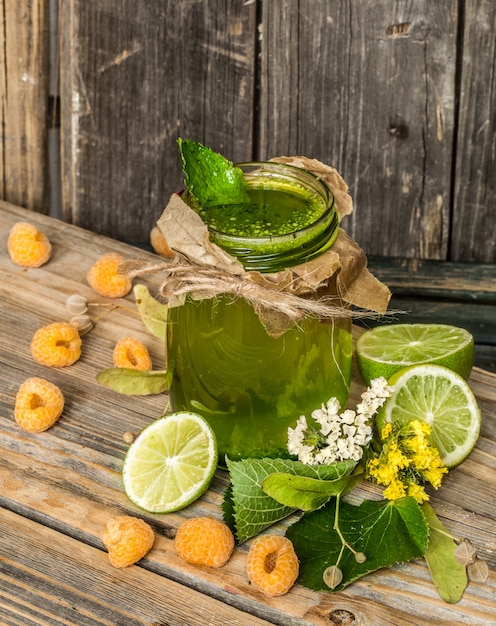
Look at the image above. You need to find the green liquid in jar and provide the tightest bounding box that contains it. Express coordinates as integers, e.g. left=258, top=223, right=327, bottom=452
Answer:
left=168, top=161, right=350, bottom=462
left=167, top=296, right=352, bottom=462
left=199, top=183, right=324, bottom=238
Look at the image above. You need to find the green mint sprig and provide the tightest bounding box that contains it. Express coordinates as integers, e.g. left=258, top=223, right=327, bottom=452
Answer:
left=178, top=138, right=249, bottom=208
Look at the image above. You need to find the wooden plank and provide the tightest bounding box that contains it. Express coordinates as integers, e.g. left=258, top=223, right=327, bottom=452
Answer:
left=1, top=202, right=495, bottom=625
left=452, top=0, right=496, bottom=263
left=258, top=1, right=457, bottom=260
left=59, top=0, right=256, bottom=245
left=363, top=256, right=496, bottom=372
left=0, top=0, right=49, bottom=212
left=0, top=509, right=275, bottom=626
left=367, top=256, right=496, bottom=301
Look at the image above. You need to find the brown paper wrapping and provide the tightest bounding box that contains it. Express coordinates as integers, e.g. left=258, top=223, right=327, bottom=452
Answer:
left=150, top=156, right=391, bottom=336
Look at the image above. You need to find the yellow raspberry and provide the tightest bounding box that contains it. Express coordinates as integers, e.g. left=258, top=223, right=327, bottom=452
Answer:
left=30, top=322, right=82, bottom=367
left=175, top=517, right=235, bottom=568
left=87, top=252, right=132, bottom=298
left=7, top=222, right=52, bottom=267
left=14, top=377, right=64, bottom=433
left=102, top=516, right=154, bottom=568
left=113, top=336, right=152, bottom=370
left=246, top=535, right=299, bottom=596
left=150, top=226, right=174, bottom=258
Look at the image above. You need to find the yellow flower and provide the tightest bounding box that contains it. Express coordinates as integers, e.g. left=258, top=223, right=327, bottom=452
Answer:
left=387, top=441, right=410, bottom=470
left=423, top=466, right=448, bottom=489
left=407, top=482, right=429, bottom=503
left=410, top=420, right=431, bottom=437
left=367, top=457, right=399, bottom=486
left=383, top=479, right=407, bottom=501
left=381, top=423, right=393, bottom=440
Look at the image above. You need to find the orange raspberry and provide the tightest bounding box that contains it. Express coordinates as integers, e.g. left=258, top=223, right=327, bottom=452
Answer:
left=175, top=517, right=235, bottom=568
left=246, top=535, right=299, bottom=596
left=7, top=222, right=52, bottom=267
left=87, top=252, right=132, bottom=298
left=150, top=226, right=174, bottom=258
left=102, top=516, right=154, bottom=568
left=14, top=377, right=64, bottom=433
left=113, top=336, right=152, bottom=370
left=30, top=322, right=82, bottom=367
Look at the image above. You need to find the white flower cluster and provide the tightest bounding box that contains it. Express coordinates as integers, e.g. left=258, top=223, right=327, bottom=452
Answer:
left=287, top=377, right=394, bottom=466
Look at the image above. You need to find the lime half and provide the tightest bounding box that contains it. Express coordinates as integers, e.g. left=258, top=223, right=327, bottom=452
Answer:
left=123, top=412, right=217, bottom=513
left=356, top=323, right=474, bottom=385
left=377, top=364, right=481, bottom=468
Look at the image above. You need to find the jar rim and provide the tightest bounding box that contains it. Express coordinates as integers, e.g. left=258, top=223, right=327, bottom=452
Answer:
left=186, top=160, right=340, bottom=272
left=208, top=161, right=335, bottom=242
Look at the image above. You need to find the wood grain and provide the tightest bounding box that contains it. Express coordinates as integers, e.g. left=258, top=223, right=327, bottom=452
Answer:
left=0, top=0, right=49, bottom=212
left=452, top=0, right=496, bottom=263
left=59, top=0, right=256, bottom=244
left=364, top=255, right=496, bottom=373
left=1, top=201, right=495, bottom=626
left=258, top=0, right=457, bottom=260
left=0, top=508, right=275, bottom=626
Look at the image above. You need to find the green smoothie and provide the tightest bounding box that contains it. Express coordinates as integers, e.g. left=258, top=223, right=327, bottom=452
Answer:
left=167, top=161, right=352, bottom=462
left=167, top=295, right=352, bottom=462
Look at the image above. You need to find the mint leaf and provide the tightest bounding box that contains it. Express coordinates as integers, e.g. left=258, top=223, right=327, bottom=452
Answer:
left=178, top=138, right=248, bottom=208
left=422, top=503, right=468, bottom=603
left=286, top=497, right=429, bottom=592
left=224, top=457, right=356, bottom=543
left=262, top=468, right=362, bottom=512
left=134, top=285, right=168, bottom=340
left=96, top=368, right=168, bottom=395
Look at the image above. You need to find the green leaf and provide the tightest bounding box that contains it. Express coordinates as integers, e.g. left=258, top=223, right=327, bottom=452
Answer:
left=286, top=497, right=429, bottom=592
left=262, top=469, right=363, bottom=512
left=96, top=368, right=168, bottom=395
left=224, top=457, right=356, bottom=543
left=133, top=284, right=168, bottom=340
left=421, top=503, right=468, bottom=603
left=178, top=138, right=249, bottom=208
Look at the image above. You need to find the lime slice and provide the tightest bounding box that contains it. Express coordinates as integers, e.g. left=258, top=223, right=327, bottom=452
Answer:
left=356, top=323, right=474, bottom=385
left=376, top=364, right=481, bottom=468
left=123, top=412, right=217, bottom=513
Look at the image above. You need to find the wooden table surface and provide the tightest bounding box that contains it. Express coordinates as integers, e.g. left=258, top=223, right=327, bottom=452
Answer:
left=1, top=201, right=495, bottom=626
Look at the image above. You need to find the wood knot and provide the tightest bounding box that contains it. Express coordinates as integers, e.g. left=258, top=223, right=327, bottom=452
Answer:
left=328, top=609, right=358, bottom=625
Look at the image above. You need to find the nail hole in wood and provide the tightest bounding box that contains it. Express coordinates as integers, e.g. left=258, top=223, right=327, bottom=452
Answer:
left=386, top=22, right=410, bottom=37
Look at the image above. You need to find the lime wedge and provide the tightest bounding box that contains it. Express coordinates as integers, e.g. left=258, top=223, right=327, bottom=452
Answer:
left=356, top=324, right=474, bottom=385
left=123, top=412, right=217, bottom=513
left=376, top=364, right=481, bottom=468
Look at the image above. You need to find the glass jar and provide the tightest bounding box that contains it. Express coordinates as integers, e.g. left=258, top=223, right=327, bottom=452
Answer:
left=167, top=162, right=353, bottom=462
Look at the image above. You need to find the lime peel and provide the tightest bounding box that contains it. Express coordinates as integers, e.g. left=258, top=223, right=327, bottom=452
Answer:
left=356, top=323, right=475, bottom=385
left=123, top=412, right=217, bottom=513
left=377, top=364, right=481, bottom=468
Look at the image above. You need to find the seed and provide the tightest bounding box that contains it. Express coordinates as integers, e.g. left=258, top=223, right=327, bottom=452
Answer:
left=69, top=315, right=94, bottom=335
left=66, top=294, right=89, bottom=315
left=323, top=565, right=343, bottom=589
left=354, top=551, right=367, bottom=564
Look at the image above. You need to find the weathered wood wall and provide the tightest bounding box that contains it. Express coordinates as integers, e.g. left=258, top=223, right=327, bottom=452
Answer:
left=0, top=0, right=49, bottom=213
left=1, top=0, right=495, bottom=263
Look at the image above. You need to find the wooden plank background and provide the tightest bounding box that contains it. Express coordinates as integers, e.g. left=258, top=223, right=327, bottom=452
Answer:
left=0, top=0, right=50, bottom=213
left=1, top=0, right=495, bottom=262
